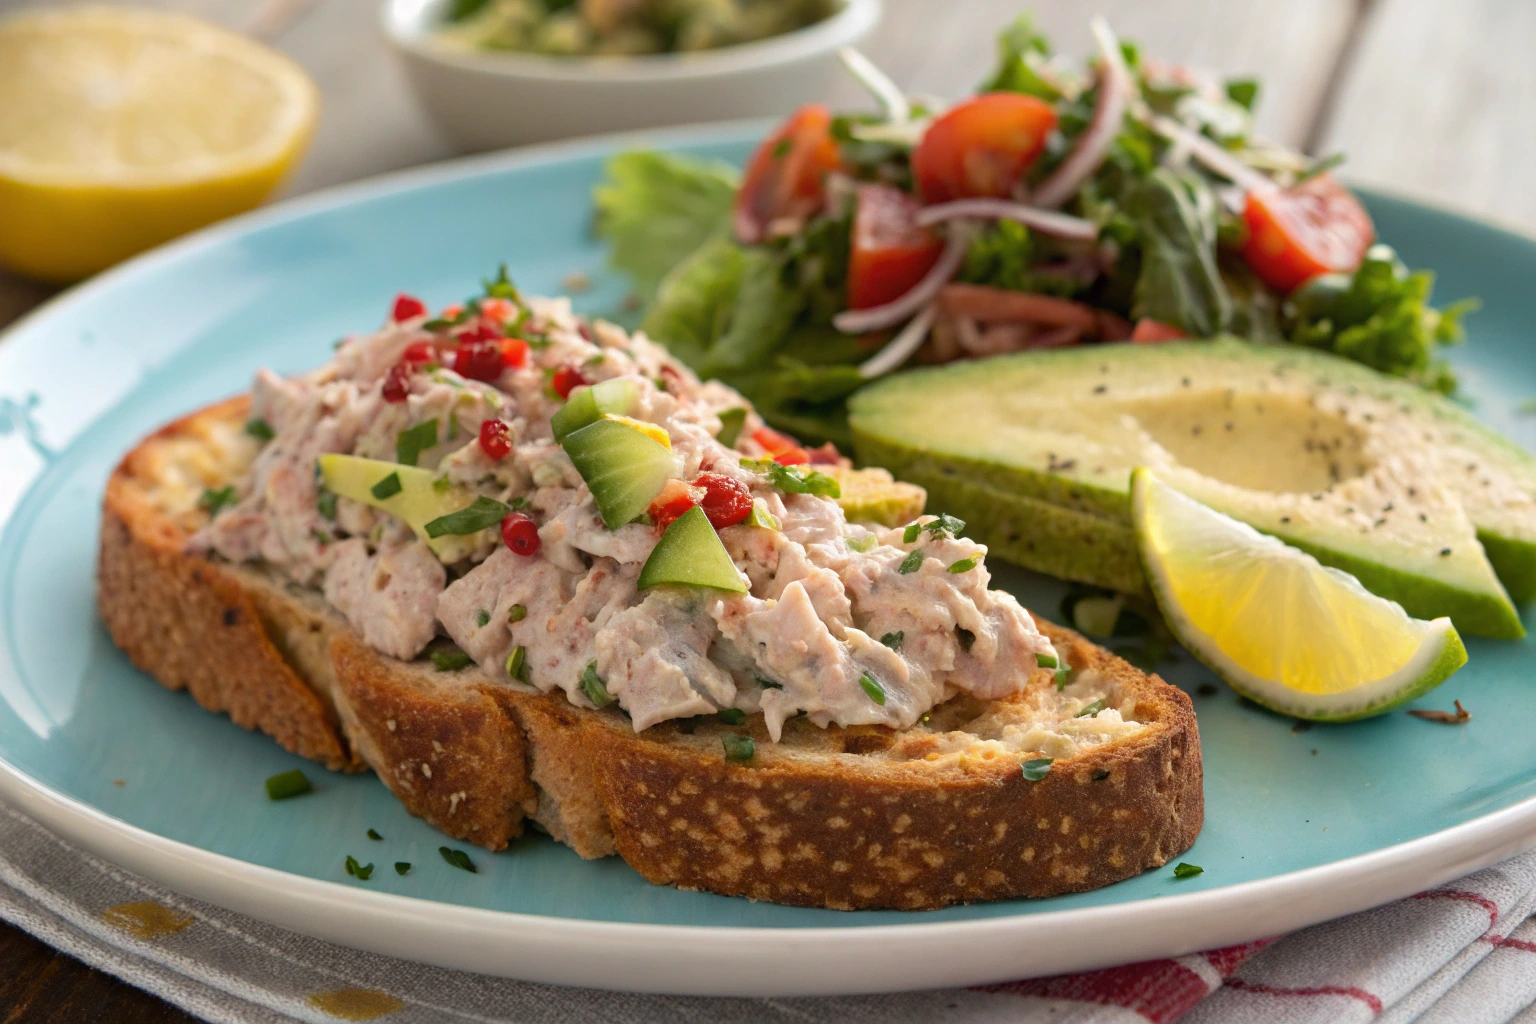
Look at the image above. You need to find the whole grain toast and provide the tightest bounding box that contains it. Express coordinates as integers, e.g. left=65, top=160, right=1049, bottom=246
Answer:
left=98, top=397, right=1203, bottom=910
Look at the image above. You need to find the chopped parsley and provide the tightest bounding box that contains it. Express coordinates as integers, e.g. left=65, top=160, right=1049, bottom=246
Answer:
left=1172, top=862, right=1204, bottom=879
left=1036, top=653, right=1059, bottom=669
left=744, top=500, right=781, bottom=530
left=757, top=677, right=782, bottom=689
left=483, top=262, right=521, bottom=302
left=316, top=489, right=338, bottom=520
left=1055, top=667, right=1073, bottom=691
left=344, top=856, right=374, bottom=881
left=846, top=534, right=877, bottom=552
left=858, top=672, right=886, bottom=706
left=947, top=556, right=979, bottom=573
left=430, top=646, right=472, bottom=671
left=739, top=457, right=840, bottom=498
left=1075, top=698, right=1108, bottom=718
left=903, top=513, right=966, bottom=544
left=432, top=475, right=453, bottom=494
left=395, top=862, right=412, bottom=876
left=898, top=549, right=924, bottom=574
left=505, top=645, right=531, bottom=683
left=199, top=486, right=238, bottom=518
left=265, top=769, right=312, bottom=800
left=475, top=610, right=490, bottom=628
left=718, top=708, right=746, bottom=725
left=507, top=603, right=527, bottom=623
left=244, top=418, right=275, bottom=443
left=370, top=472, right=402, bottom=500
left=439, top=846, right=477, bottom=873
left=425, top=496, right=510, bottom=537
left=367, top=828, right=383, bottom=841
left=396, top=418, right=439, bottom=466
left=1021, top=757, right=1053, bottom=781
left=880, top=631, right=904, bottom=650
left=581, top=661, right=615, bottom=708
left=722, top=734, right=755, bottom=762
left=716, top=407, right=748, bottom=447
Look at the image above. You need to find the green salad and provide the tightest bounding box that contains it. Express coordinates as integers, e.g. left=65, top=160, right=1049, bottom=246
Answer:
left=440, top=0, right=841, bottom=57
left=594, top=14, right=1474, bottom=445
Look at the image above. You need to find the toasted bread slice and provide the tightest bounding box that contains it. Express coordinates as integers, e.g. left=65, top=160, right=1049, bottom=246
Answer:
left=99, top=398, right=1203, bottom=910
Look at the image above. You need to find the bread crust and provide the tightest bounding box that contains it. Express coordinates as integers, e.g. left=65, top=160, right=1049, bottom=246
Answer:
left=97, top=400, right=1203, bottom=909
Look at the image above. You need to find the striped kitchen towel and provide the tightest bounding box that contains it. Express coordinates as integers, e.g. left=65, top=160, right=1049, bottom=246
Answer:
left=0, top=805, right=1533, bottom=1024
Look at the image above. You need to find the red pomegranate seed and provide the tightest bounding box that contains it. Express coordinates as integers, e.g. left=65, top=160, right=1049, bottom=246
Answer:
left=381, top=362, right=412, bottom=403
left=498, top=336, right=530, bottom=369
left=479, top=418, right=513, bottom=460
left=752, top=426, right=810, bottom=465
left=455, top=339, right=505, bottom=381
left=551, top=365, right=589, bottom=400
left=401, top=341, right=436, bottom=366
left=456, top=322, right=501, bottom=344
left=648, top=479, right=700, bottom=531
left=696, top=472, right=752, bottom=529
left=501, top=512, right=541, bottom=556
left=391, top=293, right=427, bottom=322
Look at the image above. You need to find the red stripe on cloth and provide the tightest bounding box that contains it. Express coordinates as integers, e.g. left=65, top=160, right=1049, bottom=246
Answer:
left=1414, top=889, right=1499, bottom=927
left=979, top=960, right=1212, bottom=1024
left=1224, top=977, right=1383, bottom=1013
left=1203, top=940, right=1276, bottom=975
left=1489, top=935, right=1536, bottom=954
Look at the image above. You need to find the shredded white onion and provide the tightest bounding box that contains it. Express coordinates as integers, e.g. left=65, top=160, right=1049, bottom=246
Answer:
left=1151, top=116, right=1275, bottom=193
left=833, top=225, right=972, bottom=334
left=859, top=305, right=937, bottom=378
left=916, top=198, right=1098, bottom=240
left=1030, top=18, right=1132, bottom=209
left=838, top=47, right=911, bottom=124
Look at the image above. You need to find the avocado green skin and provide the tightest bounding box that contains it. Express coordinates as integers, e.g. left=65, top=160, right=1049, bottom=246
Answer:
left=1130, top=470, right=1471, bottom=722
left=850, top=339, right=1536, bottom=639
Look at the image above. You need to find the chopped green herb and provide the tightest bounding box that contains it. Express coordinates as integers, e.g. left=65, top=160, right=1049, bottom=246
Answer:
left=771, top=138, right=793, bottom=159
left=316, top=489, right=338, bottom=520
left=1224, top=77, right=1259, bottom=110
left=948, top=557, right=979, bottom=573
left=903, top=522, right=922, bottom=544
left=1075, top=698, right=1107, bottom=718
left=312, top=528, right=333, bottom=547
left=847, top=534, right=877, bottom=553
left=265, top=769, right=312, bottom=800
left=739, top=457, right=840, bottom=498
left=475, top=610, right=490, bottom=628
left=483, top=262, right=521, bottom=302
left=898, top=549, right=924, bottom=574
left=199, top=486, right=238, bottom=518
left=1296, top=151, right=1346, bottom=184
left=396, top=419, right=439, bottom=466
left=880, top=631, right=904, bottom=650
left=859, top=672, right=886, bottom=706
left=1021, top=757, right=1053, bottom=781
left=345, top=855, right=374, bottom=880
left=439, top=846, right=477, bottom=873
left=508, top=495, right=529, bottom=510
left=424, top=495, right=510, bottom=538
left=432, top=475, right=453, bottom=494
left=744, top=500, right=781, bottom=530
left=395, top=862, right=412, bottom=875
left=371, top=472, right=403, bottom=501
left=581, top=661, right=614, bottom=708
left=505, top=645, right=531, bottom=683
left=1172, top=862, right=1204, bottom=879
left=1055, top=667, right=1073, bottom=691
left=507, top=603, right=527, bottom=623
left=722, top=734, right=755, bottom=761
left=716, top=407, right=748, bottom=447
left=1036, top=652, right=1059, bottom=669
left=367, top=828, right=383, bottom=841
left=430, top=647, right=473, bottom=672
left=718, top=707, right=746, bottom=725
left=244, top=418, right=275, bottom=442
left=757, top=677, right=782, bottom=689
left=916, top=513, right=965, bottom=540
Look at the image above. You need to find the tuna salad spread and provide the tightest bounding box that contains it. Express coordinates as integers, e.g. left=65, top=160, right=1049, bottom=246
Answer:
left=190, top=273, right=1064, bottom=740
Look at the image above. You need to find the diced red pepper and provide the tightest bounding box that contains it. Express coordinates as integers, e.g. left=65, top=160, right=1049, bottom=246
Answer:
left=498, top=336, right=530, bottom=369
left=381, top=362, right=412, bottom=403
left=479, top=418, right=513, bottom=460
left=391, top=293, right=426, bottom=322
left=500, top=512, right=540, bottom=556
left=551, top=365, right=590, bottom=400
left=648, top=479, right=700, bottom=531
left=696, top=472, right=752, bottom=529
left=1130, top=318, right=1188, bottom=343
left=752, top=426, right=810, bottom=465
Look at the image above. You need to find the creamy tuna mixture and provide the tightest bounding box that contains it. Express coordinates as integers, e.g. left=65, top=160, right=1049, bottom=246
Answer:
left=191, top=286, right=1060, bottom=739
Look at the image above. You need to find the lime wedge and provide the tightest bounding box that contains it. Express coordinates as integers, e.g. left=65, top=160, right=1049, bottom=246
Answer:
left=1132, top=468, right=1467, bottom=721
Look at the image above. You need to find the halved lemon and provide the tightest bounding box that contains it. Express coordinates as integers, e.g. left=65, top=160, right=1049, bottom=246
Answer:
left=0, top=7, right=319, bottom=282
left=1132, top=468, right=1467, bottom=721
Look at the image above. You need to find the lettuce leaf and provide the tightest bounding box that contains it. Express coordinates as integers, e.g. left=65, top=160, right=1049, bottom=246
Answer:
left=593, top=151, right=738, bottom=297
left=1127, top=168, right=1232, bottom=337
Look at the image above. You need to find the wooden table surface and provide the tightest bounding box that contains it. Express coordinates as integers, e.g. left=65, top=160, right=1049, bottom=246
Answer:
left=0, top=0, right=1528, bottom=1019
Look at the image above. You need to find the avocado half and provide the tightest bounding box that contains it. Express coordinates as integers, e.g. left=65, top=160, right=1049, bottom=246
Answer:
left=849, top=339, right=1536, bottom=640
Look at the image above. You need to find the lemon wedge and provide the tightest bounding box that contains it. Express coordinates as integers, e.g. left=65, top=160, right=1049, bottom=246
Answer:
left=0, top=7, right=318, bottom=282
left=1132, top=468, right=1467, bottom=721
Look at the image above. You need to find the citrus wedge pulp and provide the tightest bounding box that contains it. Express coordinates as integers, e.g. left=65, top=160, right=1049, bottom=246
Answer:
left=0, top=7, right=318, bottom=282
left=1131, top=468, right=1468, bottom=721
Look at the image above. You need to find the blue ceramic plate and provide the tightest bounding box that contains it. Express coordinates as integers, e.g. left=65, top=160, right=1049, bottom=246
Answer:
left=2, top=124, right=1535, bottom=996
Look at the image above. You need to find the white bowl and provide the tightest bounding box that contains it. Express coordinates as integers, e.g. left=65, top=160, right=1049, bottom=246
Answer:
left=383, top=0, right=882, bottom=152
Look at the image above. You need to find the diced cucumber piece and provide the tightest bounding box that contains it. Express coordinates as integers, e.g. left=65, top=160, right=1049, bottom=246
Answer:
left=638, top=506, right=748, bottom=592
left=561, top=418, right=681, bottom=529
left=318, top=454, right=477, bottom=560
left=551, top=378, right=637, bottom=442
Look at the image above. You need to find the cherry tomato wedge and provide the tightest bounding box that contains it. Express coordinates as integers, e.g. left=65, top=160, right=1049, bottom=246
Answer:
left=695, top=472, right=752, bottom=529
left=1130, top=318, right=1187, bottom=343
left=847, top=183, right=944, bottom=310
left=912, top=93, right=1058, bottom=203
left=752, top=426, right=809, bottom=465
left=734, top=104, right=841, bottom=244
left=648, top=479, right=700, bottom=532
left=1240, top=175, right=1375, bottom=293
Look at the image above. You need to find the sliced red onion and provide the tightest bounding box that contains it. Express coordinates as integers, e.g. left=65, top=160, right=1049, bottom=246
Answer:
left=1030, top=18, right=1132, bottom=209
left=859, top=305, right=937, bottom=379
left=915, top=199, right=1097, bottom=241
left=833, top=225, right=971, bottom=334
left=1151, top=116, right=1274, bottom=194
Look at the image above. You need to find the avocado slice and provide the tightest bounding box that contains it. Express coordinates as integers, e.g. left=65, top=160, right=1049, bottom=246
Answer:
left=551, top=378, right=638, bottom=442
left=317, top=454, right=481, bottom=561
left=638, top=505, right=748, bottom=592
left=561, top=417, right=682, bottom=528
left=850, top=339, right=1534, bottom=639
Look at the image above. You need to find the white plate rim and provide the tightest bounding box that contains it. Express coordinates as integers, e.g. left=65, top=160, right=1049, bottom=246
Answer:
left=3, top=122, right=1536, bottom=996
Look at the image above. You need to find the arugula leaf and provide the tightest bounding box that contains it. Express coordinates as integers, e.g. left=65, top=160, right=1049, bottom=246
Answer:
left=1127, top=167, right=1232, bottom=337
left=698, top=246, right=801, bottom=377
left=981, top=14, right=1060, bottom=100
left=958, top=219, right=1084, bottom=298
left=594, top=151, right=739, bottom=297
